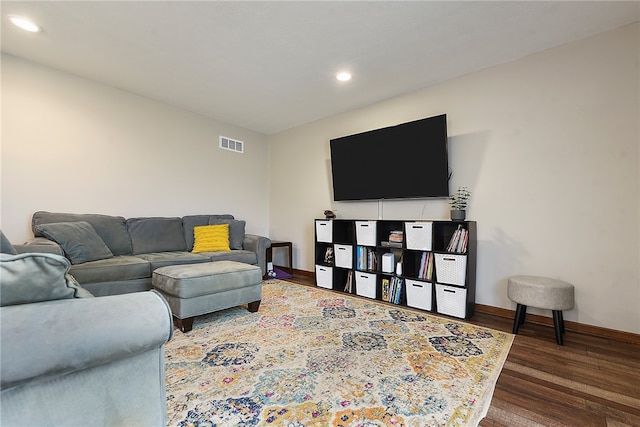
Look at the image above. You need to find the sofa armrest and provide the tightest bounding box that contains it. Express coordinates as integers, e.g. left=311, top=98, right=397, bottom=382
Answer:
left=243, top=234, right=271, bottom=276
left=15, top=237, right=64, bottom=256
left=0, top=290, right=173, bottom=390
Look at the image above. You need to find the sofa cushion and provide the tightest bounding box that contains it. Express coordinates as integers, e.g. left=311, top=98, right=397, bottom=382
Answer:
left=32, top=212, right=133, bottom=256
left=1, top=253, right=90, bottom=306
left=208, top=218, right=246, bottom=250
left=35, top=221, right=114, bottom=264
left=69, top=255, right=151, bottom=284
left=1, top=230, right=18, bottom=255
left=127, top=217, right=187, bottom=255
left=134, top=251, right=211, bottom=270
left=182, top=214, right=234, bottom=250
left=192, top=224, right=230, bottom=253
left=201, top=249, right=257, bottom=266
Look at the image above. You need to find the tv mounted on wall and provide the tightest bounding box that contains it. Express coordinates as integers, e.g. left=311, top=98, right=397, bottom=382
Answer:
left=330, top=114, right=450, bottom=201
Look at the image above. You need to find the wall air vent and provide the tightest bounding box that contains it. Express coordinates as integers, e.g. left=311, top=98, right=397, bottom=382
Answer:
left=219, top=136, right=244, bottom=153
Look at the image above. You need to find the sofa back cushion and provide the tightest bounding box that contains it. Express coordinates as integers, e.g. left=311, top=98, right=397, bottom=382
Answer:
left=1, top=253, right=91, bottom=306
left=32, top=212, right=133, bottom=256
left=182, top=214, right=234, bottom=250
left=35, top=221, right=114, bottom=264
left=208, top=218, right=246, bottom=250
left=1, top=229, right=18, bottom=255
left=127, top=217, right=187, bottom=254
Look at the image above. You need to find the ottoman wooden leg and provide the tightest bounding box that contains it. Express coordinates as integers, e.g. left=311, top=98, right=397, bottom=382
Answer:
left=174, top=316, right=194, bottom=333
left=553, top=310, right=564, bottom=345
left=247, top=300, right=261, bottom=313
left=513, top=304, right=527, bottom=334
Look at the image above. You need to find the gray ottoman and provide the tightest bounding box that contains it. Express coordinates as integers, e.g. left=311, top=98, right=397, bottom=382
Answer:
left=507, top=275, right=574, bottom=345
left=153, top=260, right=262, bottom=332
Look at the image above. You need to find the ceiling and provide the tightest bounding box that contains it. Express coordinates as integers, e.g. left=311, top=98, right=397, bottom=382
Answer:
left=1, top=1, right=638, bottom=135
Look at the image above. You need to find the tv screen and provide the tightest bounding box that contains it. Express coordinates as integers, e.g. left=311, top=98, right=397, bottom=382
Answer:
left=330, top=114, right=450, bottom=201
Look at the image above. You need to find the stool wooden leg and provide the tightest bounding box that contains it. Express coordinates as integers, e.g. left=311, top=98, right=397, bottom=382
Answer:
left=247, top=300, right=261, bottom=313
left=513, top=304, right=527, bottom=334
left=553, top=310, right=564, bottom=345
left=174, top=316, right=194, bottom=333
left=518, top=304, right=527, bottom=326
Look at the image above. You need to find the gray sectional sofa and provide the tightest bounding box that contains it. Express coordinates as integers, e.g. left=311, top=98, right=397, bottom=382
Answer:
left=23, top=211, right=271, bottom=297
left=1, top=239, right=173, bottom=425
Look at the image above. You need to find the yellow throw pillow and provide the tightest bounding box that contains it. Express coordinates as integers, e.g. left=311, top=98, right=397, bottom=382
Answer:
left=192, top=224, right=230, bottom=253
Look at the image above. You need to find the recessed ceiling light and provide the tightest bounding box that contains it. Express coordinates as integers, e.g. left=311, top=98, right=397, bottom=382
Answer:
left=9, top=15, right=41, bottom=33
left=336, top=72, right=352, bottom=82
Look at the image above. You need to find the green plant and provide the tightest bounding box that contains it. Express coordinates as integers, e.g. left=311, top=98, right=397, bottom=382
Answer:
left=449, top=187, right=471, bottom=210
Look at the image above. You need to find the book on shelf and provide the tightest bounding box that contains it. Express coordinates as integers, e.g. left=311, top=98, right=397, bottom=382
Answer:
left=446, top=225, right=468, bottom=254
left=417, top=251, right=434, bottom=280
left=343, top=271, right=353, bottom=293
left=381, top=241, right=403, bottom=248
left=381, top=278, right=390, bottom=302
left=382, top=277, right=402, bottom=304
left=380, top=276, right=403, bottom=304
left=389, top=230, right=404, bottom=243
left=356, top=246, right=378, bottom=270
left=389, top=277, right=403, bottom=304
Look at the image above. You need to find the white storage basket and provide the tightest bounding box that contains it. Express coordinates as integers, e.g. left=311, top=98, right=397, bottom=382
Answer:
left=334, top=244, right=353, bottom=269
left=434, top=253, right=467, bottom=286
left=405, top=222, right=432, bottom=251
left=315, top=265, right=333, bottom=289
left=315, top=220, right=333, bottom=243
left=406, top=279, right=432, bottom=311
left=355, top=272, right=377, bottom=299
left=436, top=283, right=467, bottom=318
left=355, top=221, right=377, bottom=246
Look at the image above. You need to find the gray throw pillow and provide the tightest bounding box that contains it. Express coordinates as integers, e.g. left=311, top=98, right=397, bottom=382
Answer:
left=1, top=253, right=93, bottom=306
left=208, top=218, right=246, bottom=250
left=35, top=221, right=114, bottom=264
left=32, top=211, right=133, bottom=256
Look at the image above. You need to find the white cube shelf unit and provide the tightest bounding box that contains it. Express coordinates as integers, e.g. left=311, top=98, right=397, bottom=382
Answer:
left=314, top=219, right=477, bottom=320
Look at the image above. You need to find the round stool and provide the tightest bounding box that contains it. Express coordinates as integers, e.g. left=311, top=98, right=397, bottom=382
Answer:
left=507, top=275, right=574, bottom=345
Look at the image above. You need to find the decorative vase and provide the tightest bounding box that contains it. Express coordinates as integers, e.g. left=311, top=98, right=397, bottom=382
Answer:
left=450, top=209, right=466, bottom=221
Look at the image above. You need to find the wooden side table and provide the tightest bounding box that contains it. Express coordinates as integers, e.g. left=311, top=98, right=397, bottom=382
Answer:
left=266, top=240, right=293, bottom=276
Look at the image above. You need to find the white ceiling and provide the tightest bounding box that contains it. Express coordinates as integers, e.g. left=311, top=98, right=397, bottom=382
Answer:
left=2, top=1, right=638, bottom=135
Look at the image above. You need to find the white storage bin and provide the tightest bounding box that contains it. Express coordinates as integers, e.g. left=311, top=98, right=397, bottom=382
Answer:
left=355, top=272, right=377, bottom=299
left=405, top=222, right=432, bottom=251
left=436, top=283, right=467, bottom=318
left=334, top=244, right=353, bottom=269
left=434, top=253, right=467, bottom=286
left=406, top=279, right=432, bottom=311
left=315, top=220, right=333, bottom=243
left=315, top=265, right=333, bottom=289
left=355, top=221, right=377, bottom=246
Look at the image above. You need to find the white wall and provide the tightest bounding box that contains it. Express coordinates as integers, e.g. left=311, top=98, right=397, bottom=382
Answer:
left=1, top=54, right=269, bottom=242
left=268, top=24, right=640, bottom=333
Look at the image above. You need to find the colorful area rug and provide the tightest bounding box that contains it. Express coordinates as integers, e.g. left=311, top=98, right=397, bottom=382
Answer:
left=165, top=280, right=513, bottom=426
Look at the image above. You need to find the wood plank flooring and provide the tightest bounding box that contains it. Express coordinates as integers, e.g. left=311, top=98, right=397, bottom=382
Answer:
left=282, top=272, right=640, bottom=427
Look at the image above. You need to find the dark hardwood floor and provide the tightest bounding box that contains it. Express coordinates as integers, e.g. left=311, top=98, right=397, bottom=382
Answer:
left=282, top=271, right=640, bottom=427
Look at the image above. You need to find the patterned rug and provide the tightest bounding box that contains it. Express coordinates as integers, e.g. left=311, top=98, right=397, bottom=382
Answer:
left=165, top=280, right=513, bottom=426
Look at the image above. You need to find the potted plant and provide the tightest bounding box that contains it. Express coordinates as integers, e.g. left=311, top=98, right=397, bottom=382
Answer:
left=449, top=187, right=471, bottom=221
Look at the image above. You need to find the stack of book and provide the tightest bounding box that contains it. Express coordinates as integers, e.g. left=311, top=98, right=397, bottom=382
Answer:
left=381, top=230, right=404, bottom=248
left=446, top=225, right=468, bottom=253
left=417, top=252, right=434, bottom=280
left=343, top=271, right=353, bottom=293
left=356, top=246, right=377, bottom=270
left=381, top=277, right=403, bottom=304
left=389, top=230, right=404, bottom=244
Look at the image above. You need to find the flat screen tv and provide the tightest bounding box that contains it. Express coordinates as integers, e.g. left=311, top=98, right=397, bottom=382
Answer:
left=330, top=114, right=450, bottom=201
